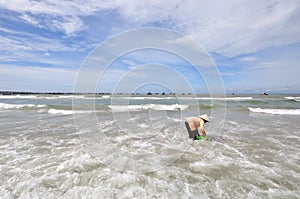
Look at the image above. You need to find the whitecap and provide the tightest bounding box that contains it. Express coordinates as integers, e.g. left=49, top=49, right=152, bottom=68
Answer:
left=284, top=96, right=300, bottom=102
left=47, top=109, right=95, bottom=115
left=0, top=103, right=46, bottom=109
left=0, top=95, right=38, bottom=99
left=111, top=96, right=175, bottom=100
left=248, top=107, right=300, bottom=115
left=48, top=109, right=75, bottom=115
left=101, top=95, right=111, bottom=99
left=44, top=95, right=87, bottom=99
left=196, top=97, right=253, bottom=100
left=108, top=104, right=189, bottom=111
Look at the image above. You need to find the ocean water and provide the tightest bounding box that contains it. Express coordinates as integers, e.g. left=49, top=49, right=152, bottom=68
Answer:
left=0, top=94, right=299, bottom=198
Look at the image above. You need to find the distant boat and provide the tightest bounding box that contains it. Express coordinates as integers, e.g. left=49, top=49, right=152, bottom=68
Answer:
left=261, top=92, right=268, bottom=96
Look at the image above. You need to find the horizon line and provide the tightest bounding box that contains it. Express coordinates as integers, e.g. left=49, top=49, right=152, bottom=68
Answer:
left=0, top=91, right=299, bottom=95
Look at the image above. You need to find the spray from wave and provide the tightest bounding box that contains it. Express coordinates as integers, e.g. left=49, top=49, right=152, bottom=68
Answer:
left=248, top=107, right=300, bottom=115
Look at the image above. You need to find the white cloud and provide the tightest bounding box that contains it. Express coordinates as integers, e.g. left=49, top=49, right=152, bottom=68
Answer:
left=239, top=56, right=257, bottom=62
left=0, top=64, right=78, bottom=92
left=0, top=31, right=75, bottom=52
left=109, top=64, right=196, bottom=94
left=0, top=0, right=97, bottom=16
left=1, top=0, right=300, bottom=92
left=100, top=0, right=300, bottom=57
left=1, top=0, right=299, bottom=56
left=51, top=15, right=87, bottom=36
left=246, top=61, right=278, bottom=71
left=0, top=0, right=91, bottom=36
left=19, top=14, right=40, bottom=27
left=227, top=59, right=300, bottom=93
left=180, top=1, right=300, bottom=57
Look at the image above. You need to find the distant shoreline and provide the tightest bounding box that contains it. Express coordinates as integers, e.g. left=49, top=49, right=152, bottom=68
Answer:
left=0, top=91, right=183, bottom=96
left=0, top=91, right=110, bottom=95
left=0, top=91, right=299, bottom=96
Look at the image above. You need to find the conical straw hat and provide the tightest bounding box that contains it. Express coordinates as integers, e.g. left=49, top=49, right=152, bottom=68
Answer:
left=199, top=114, right=210, bottom=122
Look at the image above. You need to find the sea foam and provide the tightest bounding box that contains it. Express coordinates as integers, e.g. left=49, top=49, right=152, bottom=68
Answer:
left=284, top=96, right=300, bottom=102
left=248, top=107, right=300, bottom=115
left=0, top=103, right=46, bottom=109
left=108, top=104, right=189, bottom=111
left=196, top=97, right=253, bottom=100
left=47, top=109, right=93, bottom=115
left=0, top=95, right=38, bottom=99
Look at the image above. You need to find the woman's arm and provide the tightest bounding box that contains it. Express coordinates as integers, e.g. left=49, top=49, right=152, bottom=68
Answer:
left=199, top=120, right=207, bottom=139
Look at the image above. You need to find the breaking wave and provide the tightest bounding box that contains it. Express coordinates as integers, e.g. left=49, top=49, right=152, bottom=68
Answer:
left=284, top=96, right=300, bottom=102
left=248, top=107, right=300, bottom=115
left=196, top=97, right=253, bottom=101
left=0, top=103, right=46, bottom=109
left=109, top=104, right=189, bottom=111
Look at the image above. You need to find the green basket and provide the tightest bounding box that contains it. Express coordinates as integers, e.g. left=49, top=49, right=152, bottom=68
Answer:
left=195, top=135, right=206, bottom=140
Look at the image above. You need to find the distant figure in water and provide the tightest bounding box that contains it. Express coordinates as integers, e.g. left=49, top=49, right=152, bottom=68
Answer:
left=185, top=114, right=210, bottom=140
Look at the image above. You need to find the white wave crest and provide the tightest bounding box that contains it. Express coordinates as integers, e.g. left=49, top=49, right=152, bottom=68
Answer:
left=47, top=109, right=94, bottom=115
left=248, top=107, right=300, bottom=115
left=111, top=96, right=253, bottom=101
left=0, top=95, right=38, bottom=99
left=111, top=96, right=175, bottom=100
left=284, top=96, right=300, bottom=102
left=0, top=94, right=88, bottom=100
left=0, top=103, right=46, bottom=109
left=48, top=109, right=75, bottom=115
left=45, top=95, right=87, bottom=99
left=196, top=97, right=253, bottom=100
left=101, top=95, right=111, bottom=99
left=109, top=104, right=189, bottom=111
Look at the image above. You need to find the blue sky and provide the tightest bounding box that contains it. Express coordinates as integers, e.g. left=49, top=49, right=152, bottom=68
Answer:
left=0, top=0, right=300, bottom=94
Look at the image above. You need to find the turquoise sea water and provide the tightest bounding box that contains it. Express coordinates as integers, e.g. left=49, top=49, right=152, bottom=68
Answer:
left=0, top=94, right=299, bottom=198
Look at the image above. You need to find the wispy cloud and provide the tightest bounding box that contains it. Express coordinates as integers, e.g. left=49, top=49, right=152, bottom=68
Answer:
left=246, top=61, right=278, bottom=71
left=0, top=63, right=77, bottom=92
left=1, top=0, right=299, bottom=56
left=0, top=0, right=299, bottom=93
left=239, top=56, right=257, bottom=62
left=2, top=0, right=299, bottom=56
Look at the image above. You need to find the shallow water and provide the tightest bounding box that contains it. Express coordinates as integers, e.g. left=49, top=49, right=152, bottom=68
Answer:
left=0, top=94, right=299, bottom=198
